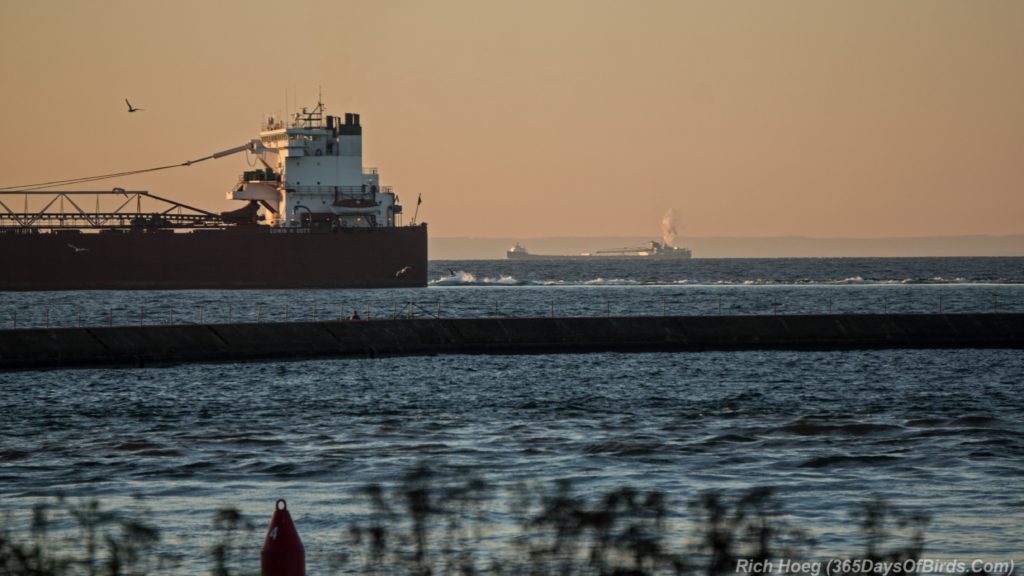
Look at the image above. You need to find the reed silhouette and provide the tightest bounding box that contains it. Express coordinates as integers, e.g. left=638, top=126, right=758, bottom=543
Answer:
left=0, top=466, right=960, bottom=576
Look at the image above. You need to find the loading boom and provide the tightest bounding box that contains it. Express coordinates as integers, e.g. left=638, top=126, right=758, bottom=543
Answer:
left=0, top=190, right=229, bottom=230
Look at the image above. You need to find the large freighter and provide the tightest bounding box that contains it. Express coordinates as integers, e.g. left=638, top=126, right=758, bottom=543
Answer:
left=0, top=101, right=427, bottom=290
left=507, top=240, right=692, bottom=260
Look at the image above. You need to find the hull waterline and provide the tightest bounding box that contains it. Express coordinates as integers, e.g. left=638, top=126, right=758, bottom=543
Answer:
left=0, top=225, right=428, bottom=290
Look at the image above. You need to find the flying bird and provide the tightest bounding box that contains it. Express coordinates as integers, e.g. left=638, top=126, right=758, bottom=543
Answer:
left=395, top=266, right=413, bottom=278
left=125, top=99, right=143, bottom=113
left=67, top=243, right=89, bottom=253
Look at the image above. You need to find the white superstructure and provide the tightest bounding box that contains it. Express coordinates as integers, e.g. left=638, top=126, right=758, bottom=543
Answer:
left=228, top=101, right=402, bottom=228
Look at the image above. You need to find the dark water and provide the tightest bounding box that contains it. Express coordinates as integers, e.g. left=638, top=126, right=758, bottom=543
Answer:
left=1, top=257, right=1022, bottom=571
left=0, top=257, right=1022, bottom=328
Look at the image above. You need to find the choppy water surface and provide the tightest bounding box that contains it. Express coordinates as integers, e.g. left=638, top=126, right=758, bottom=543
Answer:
left=0, top=257, right=1022, bottom=572
left=0, top=257, right=1022, bottom=328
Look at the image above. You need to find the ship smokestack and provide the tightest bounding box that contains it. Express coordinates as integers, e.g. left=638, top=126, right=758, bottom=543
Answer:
left=661, top=208, right=678, bottom=248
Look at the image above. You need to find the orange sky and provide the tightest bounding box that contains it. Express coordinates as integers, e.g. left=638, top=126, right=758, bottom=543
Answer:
left=1, top=0, right=1021, bottom=239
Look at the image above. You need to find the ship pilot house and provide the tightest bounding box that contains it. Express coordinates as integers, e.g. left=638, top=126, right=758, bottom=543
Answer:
left=228, top=101, right=401, bottom=229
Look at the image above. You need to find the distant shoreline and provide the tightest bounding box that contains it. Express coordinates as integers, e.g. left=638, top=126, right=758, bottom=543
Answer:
left=430, top=235, right=1024, bottom=260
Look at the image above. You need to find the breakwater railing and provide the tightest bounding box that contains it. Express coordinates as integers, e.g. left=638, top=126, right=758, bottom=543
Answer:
left=1, top=292, right=1021, bottom=330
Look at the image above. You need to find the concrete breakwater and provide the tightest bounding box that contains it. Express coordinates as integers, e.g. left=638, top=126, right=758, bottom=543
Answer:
left=0, top=313, right=1021, bottom=370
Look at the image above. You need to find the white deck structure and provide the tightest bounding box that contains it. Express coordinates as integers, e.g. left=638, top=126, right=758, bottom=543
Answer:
left=229, top=101, right=401, bottom=228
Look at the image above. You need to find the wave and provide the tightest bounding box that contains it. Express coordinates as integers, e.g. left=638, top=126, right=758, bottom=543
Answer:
left=430, top=273, right=1020, bottom=287
left=540, top=278, right=643, bottom=286
left=800, top=454, right=902, bottom=469
left=431, top=275, right=663, bottom=287
left=583, top=278, right=642, bottom=286
left=430, top=271, right=524, bottom=286
left=719, top=276, right=986, bottom=286
left=582, top=439, right=665, bottom=456
left=776, top=418, right=904, bottom=437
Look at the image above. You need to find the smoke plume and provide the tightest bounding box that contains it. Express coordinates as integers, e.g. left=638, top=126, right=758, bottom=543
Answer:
left=661, top=209, right=678, bottom=247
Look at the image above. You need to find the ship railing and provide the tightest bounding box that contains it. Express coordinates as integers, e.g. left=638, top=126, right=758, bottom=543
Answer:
left=290, top=185, right=361, bottom=194
left=0, top=212, right=227, bottom=230
left=289, top=185, right=392, bottom=194
left=287, top=186, right=394, bottom=205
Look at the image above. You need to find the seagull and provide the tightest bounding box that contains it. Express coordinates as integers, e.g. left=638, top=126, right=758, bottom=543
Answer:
left=67, top=243, right=89, bottom=253
left=395, top=266, right=413, bottom=278
left=125, top=99, right=143, bottom=113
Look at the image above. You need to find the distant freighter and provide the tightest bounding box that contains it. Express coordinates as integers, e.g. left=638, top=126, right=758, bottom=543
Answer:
left=0, top=100, right=427, bottom=290
left=507, top=240, right=692, bottom=260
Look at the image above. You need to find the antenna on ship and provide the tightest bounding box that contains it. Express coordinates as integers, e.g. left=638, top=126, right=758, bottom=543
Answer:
left=411, top=193, right=422, bottom=226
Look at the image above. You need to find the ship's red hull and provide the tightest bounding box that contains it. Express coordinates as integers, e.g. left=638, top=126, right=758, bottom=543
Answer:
left=0, top=225, right=428, bottom=290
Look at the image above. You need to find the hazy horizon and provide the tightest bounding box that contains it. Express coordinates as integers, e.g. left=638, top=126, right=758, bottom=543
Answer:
left=430, top=233, right=1024, bottom=259
left=2, top=0, right=1022, bottom=240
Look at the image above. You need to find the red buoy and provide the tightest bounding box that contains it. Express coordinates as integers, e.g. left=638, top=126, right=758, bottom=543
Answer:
left=260, top=499, right=305, bottom=576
